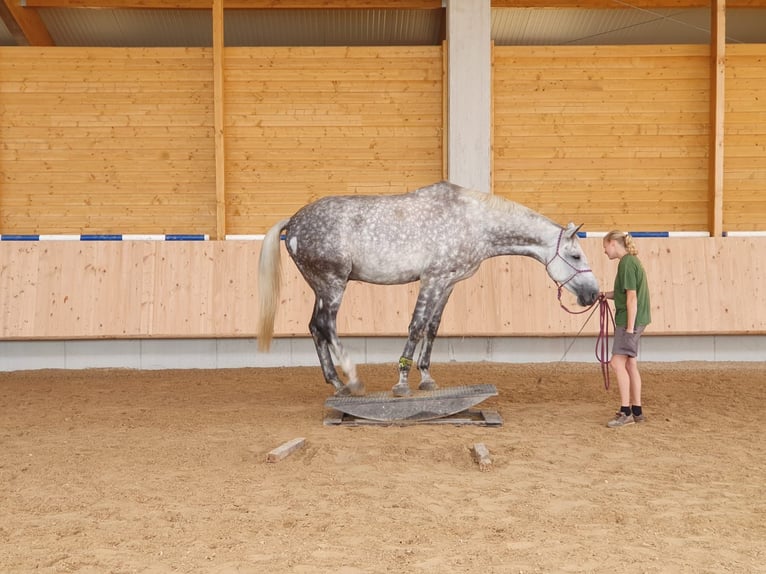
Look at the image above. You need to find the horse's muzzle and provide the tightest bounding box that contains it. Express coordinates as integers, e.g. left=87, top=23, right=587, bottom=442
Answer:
left=578, top=289, right=600, bottom=307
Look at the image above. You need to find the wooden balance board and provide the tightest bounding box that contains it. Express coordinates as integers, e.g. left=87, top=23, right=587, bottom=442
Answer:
left=324, top=383, right=498, bottom=423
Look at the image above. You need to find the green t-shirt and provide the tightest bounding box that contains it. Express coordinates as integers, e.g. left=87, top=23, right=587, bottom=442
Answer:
left=613, top=254, right=651, bottom=328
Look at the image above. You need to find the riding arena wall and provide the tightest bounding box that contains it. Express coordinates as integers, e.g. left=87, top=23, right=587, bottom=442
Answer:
left=1, top=43, right=765, bottom=368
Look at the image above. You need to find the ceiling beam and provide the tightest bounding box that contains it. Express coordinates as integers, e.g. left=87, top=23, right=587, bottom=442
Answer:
left=0, top=0, right=54, bottom=45
left=22, top=0, right=443, bottom=8
left=492, top=0, right=766, bottom=6
left=22, top=0, right=766, bottom=8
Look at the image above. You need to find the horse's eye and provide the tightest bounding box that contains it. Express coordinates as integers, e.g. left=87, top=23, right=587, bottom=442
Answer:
left=572, top=254, right=581, bottom=260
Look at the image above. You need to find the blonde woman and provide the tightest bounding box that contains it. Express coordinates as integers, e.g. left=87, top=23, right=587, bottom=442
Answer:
left=602, top=231, right=651, bottom=428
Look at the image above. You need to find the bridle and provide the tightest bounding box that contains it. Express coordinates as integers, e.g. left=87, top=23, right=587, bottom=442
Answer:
left=545, top=227, right=593, bottom=314
left=546, top=227, right=615, bottom=389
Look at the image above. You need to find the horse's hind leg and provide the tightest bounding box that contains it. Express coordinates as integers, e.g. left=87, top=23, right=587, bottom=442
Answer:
left=309, top=313, right=344, bottom=394
left=309, top=287, right=364, bottom=396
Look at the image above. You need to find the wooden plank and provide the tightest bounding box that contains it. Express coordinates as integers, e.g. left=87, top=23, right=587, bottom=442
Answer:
left=266, top=438, right=307, bottom=463
left=471, top=443, right=492, bottom=471
left=225, top=45, right=440, bottom=60
left=324, top=409, right=503, bottom=427
left=709, top=0, right=726, bottom=237
left=213, top=0, right=226, bottom=240
left=0, top=45, right=210, bottom=59
left=494, top=52, right=710, bottom=71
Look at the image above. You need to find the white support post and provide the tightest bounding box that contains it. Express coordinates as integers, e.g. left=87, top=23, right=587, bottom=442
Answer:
left=446, top=0, right=492, bottom=193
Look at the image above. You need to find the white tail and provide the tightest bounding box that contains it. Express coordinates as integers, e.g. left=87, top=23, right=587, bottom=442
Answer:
left=257, top=218, right=290, bottom=351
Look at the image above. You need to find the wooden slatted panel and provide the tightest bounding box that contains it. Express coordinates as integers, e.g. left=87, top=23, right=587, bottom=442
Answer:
left=0, top=47, right=216, bottom=235
left=223, top=46, right=444, bottom=234
left=493, top=45, right=710, bottom=231
left=724, top=44, right=766, bottom=232
left=1, top=237, right=764, bottom=338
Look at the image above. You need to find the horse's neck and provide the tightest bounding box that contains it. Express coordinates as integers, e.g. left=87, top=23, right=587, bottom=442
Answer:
left=484, top=210, right=558, bottom=263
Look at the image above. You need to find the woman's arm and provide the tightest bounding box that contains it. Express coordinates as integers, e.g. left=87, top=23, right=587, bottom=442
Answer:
left=626, top=289, right=638, bottom=333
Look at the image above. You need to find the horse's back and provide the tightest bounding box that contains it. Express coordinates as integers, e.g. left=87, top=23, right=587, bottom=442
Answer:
left=283, top=182, right=482, bottom=285
left=286, top=181, right=466, bottom=243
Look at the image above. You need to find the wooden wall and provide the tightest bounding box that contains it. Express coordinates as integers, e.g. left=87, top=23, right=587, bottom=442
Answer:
left=0, top=48, right=217, bottom=235
left=1, top=237, right=764, bottom=339
left=493, top=45, right=710, bottom=232
left=3, top=44, right=765, bottom=237
left=224, top=46, right=444, bottom=233
left=724, top=44, right=766, bottom=231
left=2, top=45, right=766, bottom=341
left=0, top=46, right=443, bottom=236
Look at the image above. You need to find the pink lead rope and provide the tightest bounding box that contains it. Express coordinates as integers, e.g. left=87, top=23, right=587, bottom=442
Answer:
left=555, top=288, right=615, bottom=391
left=595, top=294, right=614, bottom=390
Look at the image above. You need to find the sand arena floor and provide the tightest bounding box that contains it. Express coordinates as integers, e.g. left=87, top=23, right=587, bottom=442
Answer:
left=1, top=361, right=764, bottom=573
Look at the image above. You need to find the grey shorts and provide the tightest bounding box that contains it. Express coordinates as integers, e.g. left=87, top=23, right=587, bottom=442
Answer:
left=612, top=325, right=646, bottom=358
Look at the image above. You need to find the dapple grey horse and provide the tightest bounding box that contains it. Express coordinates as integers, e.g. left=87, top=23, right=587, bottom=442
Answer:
left=258, top=181, right=600, bottom=397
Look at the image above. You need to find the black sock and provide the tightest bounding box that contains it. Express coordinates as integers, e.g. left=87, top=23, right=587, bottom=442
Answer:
left=632, top=405, right=643, bottom=417
left=620, top=406, right=631, bottom=416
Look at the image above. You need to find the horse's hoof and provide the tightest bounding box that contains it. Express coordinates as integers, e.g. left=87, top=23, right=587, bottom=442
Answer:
left=334, top=383, right=365, bottom=397
left=392, top=383, right=411, bottom=397
left=418, top=380, right=438, bottom=392
left=346, top=381, right=366, bottom=396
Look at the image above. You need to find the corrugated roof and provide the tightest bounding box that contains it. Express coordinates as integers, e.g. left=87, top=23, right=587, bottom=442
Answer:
left=37, top=8, right=213, bottom=47
left=1, top=8, right=444, bottom=47
left=493, top=7, right=766, bottom=44
left=492, top=7, right=709, bottom=44
left=225, top=8, right=443, bottom=47
left=1, top=6, right=765, bottom=47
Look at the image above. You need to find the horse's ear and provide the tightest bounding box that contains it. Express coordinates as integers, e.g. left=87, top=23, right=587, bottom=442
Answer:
left=564, top=222, right=583, bottom=238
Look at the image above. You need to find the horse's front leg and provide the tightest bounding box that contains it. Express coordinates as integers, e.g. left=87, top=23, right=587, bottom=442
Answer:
left=415, top=285, right=454, bottom=391
left=393, top=281, right=448, bottom=397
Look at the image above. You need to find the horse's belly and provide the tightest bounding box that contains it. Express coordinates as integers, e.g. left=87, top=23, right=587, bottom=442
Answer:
left=349, top=260, right=421, bottom=285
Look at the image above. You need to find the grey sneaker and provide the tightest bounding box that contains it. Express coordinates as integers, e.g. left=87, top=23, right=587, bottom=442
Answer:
left=632, top=413, right=646, bottom=423
left=607, top=412, right=634, bottom=428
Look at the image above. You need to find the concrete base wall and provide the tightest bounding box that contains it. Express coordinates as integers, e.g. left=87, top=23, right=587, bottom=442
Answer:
left=1, top=336, right=763, bottom=371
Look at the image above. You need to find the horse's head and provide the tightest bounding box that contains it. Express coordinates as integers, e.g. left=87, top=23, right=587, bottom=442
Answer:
left=544, top=223, right=600, bottom=307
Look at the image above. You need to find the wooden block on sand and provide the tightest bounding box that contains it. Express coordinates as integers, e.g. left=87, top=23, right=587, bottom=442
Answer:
left=471, top=443, right=492, bottom=471
left=267, top=437, right=306, bottom=463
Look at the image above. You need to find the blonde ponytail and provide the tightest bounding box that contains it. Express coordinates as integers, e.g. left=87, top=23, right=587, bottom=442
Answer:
left=623, top=233, right=639, bottom=256
left=604, top=230, right=639, bottom=256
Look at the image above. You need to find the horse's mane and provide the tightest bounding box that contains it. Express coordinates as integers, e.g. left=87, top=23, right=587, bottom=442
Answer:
left=461, top=187, right=534, bottom=218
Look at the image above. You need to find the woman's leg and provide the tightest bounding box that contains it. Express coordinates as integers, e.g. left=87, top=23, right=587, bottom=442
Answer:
left=626, top=356, right=642, bottom=406
left=610, top=354, right=632, bottom=408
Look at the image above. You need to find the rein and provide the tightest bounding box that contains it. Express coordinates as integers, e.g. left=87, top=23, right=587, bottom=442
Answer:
left=557, top=293, right=615, bottom=390
left=595, top=295, right=615, bottom=389
left=547, top=228, right=615, bottom=389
